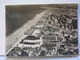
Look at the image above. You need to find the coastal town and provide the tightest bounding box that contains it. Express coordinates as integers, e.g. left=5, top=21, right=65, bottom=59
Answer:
left=6, top=5, right=78, bottom=57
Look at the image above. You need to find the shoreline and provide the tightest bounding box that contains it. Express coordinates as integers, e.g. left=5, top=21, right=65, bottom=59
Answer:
left=6, top=10, right=48, bottom=53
